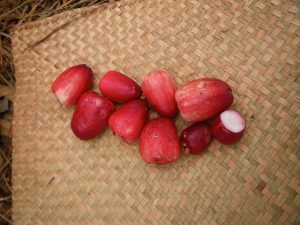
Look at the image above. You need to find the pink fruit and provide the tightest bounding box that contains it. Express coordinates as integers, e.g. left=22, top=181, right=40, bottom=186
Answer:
left=51, top=64, right=93, bottom=106
left=180, top=123, right=212, bottom=155
left=139, top=118, right=180, bottom=164
left=175, top=78, right=234, bottom=122
left=71, top=91, right=115, bottom=140
left=99, top=71, right=142, bottom=103
left=211, top=109, right=246, bottom=145
left=141, top=71, right=177, bottom=118
left=108, top=100, right=149, bottom=142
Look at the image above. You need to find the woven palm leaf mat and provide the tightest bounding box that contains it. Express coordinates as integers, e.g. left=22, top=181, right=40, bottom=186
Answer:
left=11, top=0, right=299, bottom=224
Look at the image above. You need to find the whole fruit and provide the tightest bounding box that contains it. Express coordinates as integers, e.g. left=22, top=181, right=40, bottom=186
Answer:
left=51, top=64, right=93, bottom=106
left=99, top=71, right=142, bottom=103
left=175, top=78, right=234, bottom=122
left=139, top=118, right=180, bottom=164
left=142, top=71, right=177, bottom=118
left=109, top=100, right=149, bottom=142
left=71, top=91, right=115, bottom=140
left=180, top=123, right=212, bottom=155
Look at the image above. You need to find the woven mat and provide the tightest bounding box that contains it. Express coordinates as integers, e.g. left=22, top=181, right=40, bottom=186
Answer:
left=11, top=0, right=299, bottom=224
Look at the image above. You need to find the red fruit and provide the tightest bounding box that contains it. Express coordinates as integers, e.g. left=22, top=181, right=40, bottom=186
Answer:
left=139, top=118, right=180, bottom=164
left=99, top=71, right=142, bottom=103
left=180, top=123, right=212, bottom=155
left=141, top=71, right=177, bottom=118
left=175, top=78, right=234, bottom=122
left=211, top=109, right=246, bottom=145
left=108, top=100, right=149, bottom=142
left=71, top=91, right=115, bottom=140
left=51, top=64, right=93, bottom=106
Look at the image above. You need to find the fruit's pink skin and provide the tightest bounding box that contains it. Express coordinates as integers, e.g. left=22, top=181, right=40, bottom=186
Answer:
left=211, top=110, right=245, bottom=145
left=180, top=123, right=212, bottom=155
left=139, top=118, right=180, bottom=164
left=51, top=64, right=93, bottom=106
left=71, top=91, right=115, bottom=140
left=99, top=71, right=142, bottom=103
left=175, top=78, right=234, bottom=122
left=109, top=100, right=149, bottom=142
left=142, top=71, right=177, bottom=118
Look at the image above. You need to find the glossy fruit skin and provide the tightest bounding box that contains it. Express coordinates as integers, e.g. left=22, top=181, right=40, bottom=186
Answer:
left=180, top=123, right=212, bottom=155
left=139, top=118, right=180, bottom=164
left=141, top=71, right=177, bottom=118
left=99, top=71, right=142, bottom=103
left=51, top=64, right=93, bottom=106
left=71, top=91, right=115, bottom=140
left=175, top=78, right=234, bottom=122
left=211, top=111, right=245, bottom=145
left=108, top=100, right=149, bottom=142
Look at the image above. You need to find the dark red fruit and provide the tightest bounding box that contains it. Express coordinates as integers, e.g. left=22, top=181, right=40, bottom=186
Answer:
left=180, top=123, right=212, bottom=155
left=71, top=91, right=115, bottom=140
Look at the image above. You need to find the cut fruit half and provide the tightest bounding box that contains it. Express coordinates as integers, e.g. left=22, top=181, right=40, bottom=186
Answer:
left=212, top=109, right=246, bottom=145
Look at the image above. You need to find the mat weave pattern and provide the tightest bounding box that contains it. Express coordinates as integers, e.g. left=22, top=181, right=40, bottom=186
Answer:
left=11, top=0, right=299, bottom=224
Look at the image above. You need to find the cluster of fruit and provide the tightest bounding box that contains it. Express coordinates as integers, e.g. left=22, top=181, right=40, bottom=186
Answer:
left=51, top=64, right=246, bottom=165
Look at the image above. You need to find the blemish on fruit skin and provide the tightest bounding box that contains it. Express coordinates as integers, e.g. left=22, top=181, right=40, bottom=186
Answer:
left=132, top=86, right=137, bottom=94
left=197, top=81, right=205, bottom=89
left=94, top=98, right=101, bottom=105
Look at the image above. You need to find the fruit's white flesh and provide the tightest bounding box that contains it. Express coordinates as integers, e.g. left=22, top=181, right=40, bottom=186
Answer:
left=220, top=110, right=245, bottom=133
